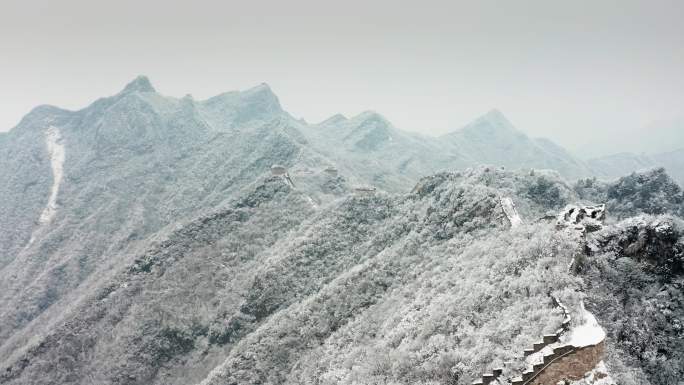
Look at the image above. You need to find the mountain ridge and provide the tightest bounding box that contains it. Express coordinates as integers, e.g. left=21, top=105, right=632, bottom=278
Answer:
left=4, top=77, right=683, bottom=189
left=1, top=76, right=682, bottom=385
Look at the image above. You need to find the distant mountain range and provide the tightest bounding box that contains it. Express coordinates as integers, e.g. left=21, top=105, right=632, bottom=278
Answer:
left=587, top=149, right=684, bottom=185
left=1, top=76, right=681, bottom=305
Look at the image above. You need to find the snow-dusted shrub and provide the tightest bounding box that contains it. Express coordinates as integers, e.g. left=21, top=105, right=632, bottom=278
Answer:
left=582, top=215, right=684, bottom=385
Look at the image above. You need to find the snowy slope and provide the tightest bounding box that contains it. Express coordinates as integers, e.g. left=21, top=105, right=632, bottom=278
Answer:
left=1, top=77, right=681, bottom=385
left=37, top=126, right=65, bottom=224
left=1, top=169, right=588, bottom=385
left=440, top=110, right=592, bottom=179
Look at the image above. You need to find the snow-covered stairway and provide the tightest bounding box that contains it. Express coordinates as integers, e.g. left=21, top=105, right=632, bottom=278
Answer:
left=506, top=301, right=607, bottom=385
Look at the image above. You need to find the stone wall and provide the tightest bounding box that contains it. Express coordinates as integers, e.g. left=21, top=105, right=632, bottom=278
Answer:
left=470, top=296, right=572, bottom=385
left=526, top=341, right=604, bottom=385
left=470, top=299, right=606, bottom=385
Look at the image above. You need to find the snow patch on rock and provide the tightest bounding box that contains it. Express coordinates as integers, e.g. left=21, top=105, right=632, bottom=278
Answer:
left=38, top=126, right=65, bottom=224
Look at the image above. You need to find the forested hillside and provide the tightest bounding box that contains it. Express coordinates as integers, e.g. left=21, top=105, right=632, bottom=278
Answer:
left=1, top=78, right=682, bottom=385
left=2, top=168, right=587, bottom=385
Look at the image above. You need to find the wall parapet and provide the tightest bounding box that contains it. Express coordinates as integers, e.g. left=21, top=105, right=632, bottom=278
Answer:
left=519, top=340, right=605, bottom=385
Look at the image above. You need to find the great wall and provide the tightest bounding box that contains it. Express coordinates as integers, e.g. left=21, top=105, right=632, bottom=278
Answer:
left=271, top=164, right=377, bottom=196
left=469, top=202, right=610, bottom=385
left=270, top=165, right=611, bottom=385
left=470, top=294, right=607, bottom=385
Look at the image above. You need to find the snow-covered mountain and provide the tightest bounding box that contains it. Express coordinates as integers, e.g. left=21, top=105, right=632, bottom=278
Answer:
left=296, top=111, right=459, bottom=191
left=0, top=77, right=324, bottom=351
left=297, top=108, right=593, bottom=191
left=440, top=109, right=592, bottom=179
left=1, top=77, right=682, bottom=385
left=588, top=149, right=684, bottom=185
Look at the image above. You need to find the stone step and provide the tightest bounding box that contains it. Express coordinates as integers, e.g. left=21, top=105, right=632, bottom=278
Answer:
left=482, top=373, right=494, bottom=384
left=543, top=352, right=557, bottom=364
left=543, top=334, right=559, bottom=344
left=522, top=369, right=534, bottom=381
left=562, top=317, right=572, bottom=329
left=553, top=345, right=573, bottom=355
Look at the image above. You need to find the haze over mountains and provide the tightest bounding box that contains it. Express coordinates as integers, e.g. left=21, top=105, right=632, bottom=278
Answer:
left=2, top=76, right=682, bottom=189
left=0, top=77, right=683, bottom=385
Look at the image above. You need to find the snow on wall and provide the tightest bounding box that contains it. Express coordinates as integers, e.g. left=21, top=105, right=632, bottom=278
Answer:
left=567, top=302, right=606, bottom=348
left=525, top=341, right=606, bottom=385
left=496, top=297, right=608, bottom=385
left=38, top=126, right=65, bottom=224
left=500, top=196, right=523, bottom=228
left=556, top=204, right=605, bottom=233
left=304, top=195, right=318, bottom=209
left=284, top=174, right=296, bottom=188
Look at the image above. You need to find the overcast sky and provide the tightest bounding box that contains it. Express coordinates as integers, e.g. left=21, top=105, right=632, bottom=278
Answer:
left=1, top=0, right=683, bottom=157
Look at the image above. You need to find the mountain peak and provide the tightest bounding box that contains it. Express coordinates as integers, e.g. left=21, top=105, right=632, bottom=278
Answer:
left=240, top=82, right=282, bottom=110
left=356, top=110, right=384, bottom=119
left=354, top=110, right=392, bottom=126
left=480, top=108, right=512, bottom=126
left=121, top=75, right=156, bottom=94
left=457, top=108, right=520, bottom=136
left=243, top=82, right=276, bottom=98
left=319, top=113, right=348, bottom=126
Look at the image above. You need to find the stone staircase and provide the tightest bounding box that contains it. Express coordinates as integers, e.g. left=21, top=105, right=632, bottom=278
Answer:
left=469, top=296, right=571, bottom=385
left=514, top=341, right=605, bottom=385
left=510, top=344, right=576, bottom=385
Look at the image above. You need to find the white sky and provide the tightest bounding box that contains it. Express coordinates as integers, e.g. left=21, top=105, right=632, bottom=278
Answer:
left=1, top=0, right=683, bottom=157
